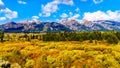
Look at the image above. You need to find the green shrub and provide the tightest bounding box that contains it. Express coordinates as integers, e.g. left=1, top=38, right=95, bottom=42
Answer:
left=25, top=59, right=35, bottom=68
left=106, top=34, right=119, bottom=44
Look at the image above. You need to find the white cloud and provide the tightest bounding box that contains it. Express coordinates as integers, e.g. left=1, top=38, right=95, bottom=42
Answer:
left=75, top=8, right=80, bottom=12
left=69, top=14, right=80, bottom=19
left=0, top=0, right=18, bottom=20
left=0, top=17, right=6, bottom=21
left=83, top=10, right=120, bottom=22
left=93, top=0, right=103, bottom=4
left=56, top=19, right=60, bottom=21
left=72, top=14, right=80, bottom=19
left=41, top=1, right=58, bottom=17
left=0, top=0, right=5, bottom=10
left=41, top=0, right=74, bottom=17
left=45, top=13, right=51, bottom=17
left=5, top=11, right=18, bottom=19
left=1, top=8, right=18, bottom=20
left=61, top=13, right=68, bottom=19
left=58, top=0, right=74, bottom=5
left=0, top=8, right=11, bottom=13
left=32, top=16, right=39, bottom=22
left=18, top=0, right=27, bottom=5
left=0, top=0, right=4, bottom=5
left=39, top=13, right=42, bottom=17
left=32, top=16, right=39, bottom=19
left=60, top=12, right=80, bottom=20
left=69, top=12, right=73, bottom=17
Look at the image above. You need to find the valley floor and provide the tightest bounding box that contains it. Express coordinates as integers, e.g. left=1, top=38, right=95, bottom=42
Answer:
left=1, top=40, right=120, bottom=68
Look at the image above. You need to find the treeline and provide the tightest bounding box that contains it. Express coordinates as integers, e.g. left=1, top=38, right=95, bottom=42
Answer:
left=0, top=30, right=4, bottom=42
left=43, top=31, right=120, bottom=44
left=1, top=30, right=120, bottom=44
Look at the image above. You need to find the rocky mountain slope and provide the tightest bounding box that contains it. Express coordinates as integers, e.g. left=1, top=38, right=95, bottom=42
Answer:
left=0, top=19, right=120, bottom=32
left=60, top=19, right=120, bottom=31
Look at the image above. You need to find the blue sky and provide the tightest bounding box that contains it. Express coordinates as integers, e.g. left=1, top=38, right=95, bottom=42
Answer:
left=0, top=0, right=120, bottom=24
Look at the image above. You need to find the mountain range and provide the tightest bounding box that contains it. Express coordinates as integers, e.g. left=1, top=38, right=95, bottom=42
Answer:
left=0, top=19, right=120, bottom=32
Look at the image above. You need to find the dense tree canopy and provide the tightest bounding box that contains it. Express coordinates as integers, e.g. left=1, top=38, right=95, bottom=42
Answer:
left=43, top=31, right=119, bottom=44
left=0, top=30, right=4, bottom=42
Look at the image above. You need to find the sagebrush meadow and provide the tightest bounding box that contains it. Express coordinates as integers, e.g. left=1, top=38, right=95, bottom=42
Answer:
left=0, top=31, right=120, bottom=68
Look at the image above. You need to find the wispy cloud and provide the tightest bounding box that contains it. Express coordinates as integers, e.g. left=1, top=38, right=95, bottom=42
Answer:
left=39, top=13, right=42, bottom=17
left=56, top=19, right=60, bottom=21
left=0, top=0, right=4, bottom=5
left=69, top=14, right=80, bottom=19
left=18, top=0, right=27, bottom=5
left=0, top=17, right=6, bottom=21
left=32, top=16, right=39, bottom=19
left=61, top=13, right=68, bottom=19
left=93, top=0, right=103, bottom=4
left=69, top=12, right=73, bottom=17
left=75, top=8, right=80, bottom=12
left=32, top=16, right=39, bottom=22
left=0, top=0, right=5, bottom=10
left=59, top=0, right=74, bottom=5
left=61, top=12, right=80, bottom=20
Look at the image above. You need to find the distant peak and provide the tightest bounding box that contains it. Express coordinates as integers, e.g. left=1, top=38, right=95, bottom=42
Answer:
left=7, top=21, right=16, bottom=24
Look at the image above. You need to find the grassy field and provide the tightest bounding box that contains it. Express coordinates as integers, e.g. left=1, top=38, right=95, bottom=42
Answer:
left=1, top=37, right=120, bottom=68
